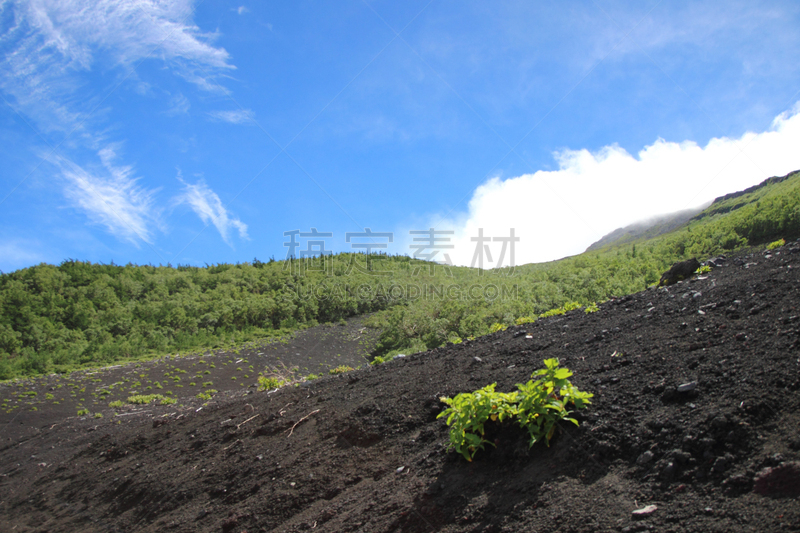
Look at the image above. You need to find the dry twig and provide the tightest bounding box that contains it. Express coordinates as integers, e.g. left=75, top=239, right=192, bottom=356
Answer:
left=237, top=414, right=260, bottom=429
left=285, top=409, right=320, bottom=437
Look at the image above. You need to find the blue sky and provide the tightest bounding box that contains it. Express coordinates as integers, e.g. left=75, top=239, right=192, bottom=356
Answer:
left=2, top=1, right=800, bottom=273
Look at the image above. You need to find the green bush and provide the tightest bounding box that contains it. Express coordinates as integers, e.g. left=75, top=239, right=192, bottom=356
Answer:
left=767, top=238, right=786, bottom=250
left=438, top=359, right=592, bottom=461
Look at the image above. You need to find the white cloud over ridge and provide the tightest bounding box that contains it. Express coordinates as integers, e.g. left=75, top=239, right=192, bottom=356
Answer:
left=56, top=147, right=161, bottom=245
left=175, top=177, right=248, bottom=246
left=435, top=103, right=800, bottom=267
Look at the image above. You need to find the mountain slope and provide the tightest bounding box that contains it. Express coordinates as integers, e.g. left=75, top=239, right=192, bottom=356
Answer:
left=1, top=243, right=799, bottom=532
left=585, top=206, right=706, bottom=252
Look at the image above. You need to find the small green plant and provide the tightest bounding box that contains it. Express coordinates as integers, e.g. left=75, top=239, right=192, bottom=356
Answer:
left=539, top=307, right=565, bottom=318
left=329, top=365, right=355, bottom=375
left=767, top=238, right=786, bottom=250
left=77, top=408, right=89, bottom=416
left=514, top=359, right=593, bottom=448
left=438, top=383, right=519, bottom=461
left=488, top=322, right=507, bottom=334
left=438, top=359, right=592, bottom=461
left=584, top=302, right=599, bottom=313
left=94, top=412, right=103, bottom=418
left=196, top=389, right=218, bottom=401
left=160, top=397, right=177, bottom=405
left=257, top=375, right=286, bottom=390
left=109, top=400, right=124, bottom=408
left=695, top=265, right=712, bottom=274
left=45, top=393, right=54, bottom=400
left=127, top=394, right=166, bottom=404
left=515, top=315, right=537, bottom=325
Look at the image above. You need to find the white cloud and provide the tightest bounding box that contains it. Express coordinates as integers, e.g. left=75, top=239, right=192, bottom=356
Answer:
left=236, top=6, right=249, bottom=15
left=429, top=103, right=800, bottom=267
left=55, top=147, right=161, bottom=245
left=207, top=109, right=254, bottom=124
left=175, top=177, right=248, bottom=246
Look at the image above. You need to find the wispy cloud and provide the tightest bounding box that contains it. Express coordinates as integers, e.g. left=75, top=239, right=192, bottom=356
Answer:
left=207, top=109, right=254, bottom=124
left=1, top=0, right=234, bottom=132
left=175, top=176, right=248, bottom=246
left=55, top=146, right=161, bottom=245
left=236, top=6, right=249, bottom=15
left=0, top=1, right=239, bottom=247
left=428, top=103, right=800, bottom=267
left=165, top=92, right=190, bottom=116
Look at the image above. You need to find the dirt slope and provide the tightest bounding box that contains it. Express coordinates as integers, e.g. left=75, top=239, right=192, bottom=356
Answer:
left=1, top=244, right=799, bottom=532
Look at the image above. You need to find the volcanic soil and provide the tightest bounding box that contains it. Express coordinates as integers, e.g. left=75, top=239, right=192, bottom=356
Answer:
left=1, top=245, right=800, bottom=532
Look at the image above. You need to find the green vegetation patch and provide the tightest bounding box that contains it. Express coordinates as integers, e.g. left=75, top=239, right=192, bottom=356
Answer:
left=438, top=359, right=593, bottom=461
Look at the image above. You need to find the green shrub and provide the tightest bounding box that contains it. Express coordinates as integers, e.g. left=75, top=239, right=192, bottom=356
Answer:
left=438, top=359, right=593, bottom=461
left=767, top=238, right=786, bottom=250
left=329, top=365, right=354, bottom=375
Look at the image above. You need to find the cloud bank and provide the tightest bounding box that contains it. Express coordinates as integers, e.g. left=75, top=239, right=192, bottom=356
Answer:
left=434, top=103, right=800, bottom=267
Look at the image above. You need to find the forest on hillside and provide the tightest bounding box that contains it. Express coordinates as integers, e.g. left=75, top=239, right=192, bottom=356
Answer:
left=1, top=170, right=798, bottom=380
